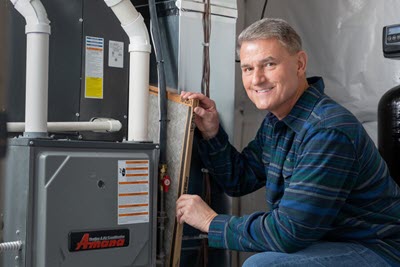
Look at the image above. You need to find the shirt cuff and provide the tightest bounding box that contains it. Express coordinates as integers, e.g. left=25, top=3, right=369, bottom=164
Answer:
left=198, top=126, right=229, bottom=152
left=208, top=214, right=232, bottom=249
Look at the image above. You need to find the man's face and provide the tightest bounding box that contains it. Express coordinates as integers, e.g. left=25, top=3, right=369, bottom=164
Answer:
left=240, top=38, right=306, bottom=119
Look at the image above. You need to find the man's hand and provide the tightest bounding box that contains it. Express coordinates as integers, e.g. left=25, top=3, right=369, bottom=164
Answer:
left=176, top=194, right=218, bottom=233
left=181, top=91, right=220, bottom=139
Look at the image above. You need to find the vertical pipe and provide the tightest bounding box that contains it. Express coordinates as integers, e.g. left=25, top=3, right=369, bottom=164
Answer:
left=128, top=51, right=150, bottom=141
left=10, top=0, right=51, bottom=137
left=24, top=33, right=49, bottom=136
left=105, top=0, right=151, bottom=142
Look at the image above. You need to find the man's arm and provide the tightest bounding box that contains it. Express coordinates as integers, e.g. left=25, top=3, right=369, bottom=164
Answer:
left=208, top=128, right=359, bottom=252
left=181, top=91, right=267, bottom=196
left=197, top=125, right=267, bottom=196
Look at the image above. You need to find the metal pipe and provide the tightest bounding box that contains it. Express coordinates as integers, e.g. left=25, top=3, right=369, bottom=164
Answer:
left=7, top=119, right=122, bottom=133
left=104, top=0, right=151, bottom=142
left=0, top=241, right=22, bottom=252
left=10, top=0, right=51, bottom=137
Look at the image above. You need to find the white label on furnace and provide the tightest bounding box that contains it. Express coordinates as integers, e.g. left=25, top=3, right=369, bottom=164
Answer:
left=118, top=160, right=150, bottom=225
left=108, top=40, right=124, bottom=68
left=85, top=36, right=104, bottom=99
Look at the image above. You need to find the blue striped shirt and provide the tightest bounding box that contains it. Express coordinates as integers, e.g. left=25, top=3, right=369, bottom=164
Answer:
left=198, top=77, right=400, bottom=265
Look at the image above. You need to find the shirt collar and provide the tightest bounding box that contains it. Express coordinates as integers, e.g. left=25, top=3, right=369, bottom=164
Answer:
left=276, top=76, right=325, bottom=133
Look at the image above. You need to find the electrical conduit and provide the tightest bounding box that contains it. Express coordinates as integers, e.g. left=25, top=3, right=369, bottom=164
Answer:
left=104, top=0, right=151, bottom=142
left=10, top=0, right=50, bottom=137
left=0, top=241, right=22, bottom=252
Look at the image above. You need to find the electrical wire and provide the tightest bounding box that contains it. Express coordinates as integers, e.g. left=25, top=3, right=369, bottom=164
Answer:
left=260, top=0, right=269, bottom=20
left=199, top=1, right=212, bottom=266
left=201, top=0, right=211, bottom=97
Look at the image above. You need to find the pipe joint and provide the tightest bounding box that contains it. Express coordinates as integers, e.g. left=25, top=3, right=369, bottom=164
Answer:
left=123, top=14, right=151, bottom=53
left=129, top=43, right=151, bottom=54
left=90, top=118, right=123, bottom=132
left=25, top=23, right=51, bottom=34
left=11, top=0, right=51, bottom=34
left=104, top=0, right=124, bottom=7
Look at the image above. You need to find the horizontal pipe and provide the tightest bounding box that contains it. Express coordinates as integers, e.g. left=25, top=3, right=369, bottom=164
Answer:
left=7, top=119, right=122, bottom=133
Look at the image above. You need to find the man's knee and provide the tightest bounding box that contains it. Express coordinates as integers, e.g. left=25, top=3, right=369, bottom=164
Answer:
left=242, top=251, right=289, bottom=267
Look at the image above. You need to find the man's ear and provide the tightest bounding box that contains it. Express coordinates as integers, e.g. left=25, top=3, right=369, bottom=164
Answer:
left=297, top=50, right=307, bottom=76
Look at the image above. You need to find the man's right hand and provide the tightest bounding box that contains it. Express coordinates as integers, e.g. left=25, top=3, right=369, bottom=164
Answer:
left=181, top=91, right=220, bottom=140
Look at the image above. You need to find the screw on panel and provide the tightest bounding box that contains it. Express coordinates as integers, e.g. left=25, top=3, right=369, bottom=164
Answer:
left=15, top=256, right=19, bottom=261
left=78, top=135, right=83, bottom=140
left=156, top=145, right=160, bottom=149
left=123, top=115, right=127, bottom=119
left=97, top=180, right=105, bottom=189
left=29, top=141, right=34, bottom=146
left=15, top=230, right=20, bottom=235
left=79, top=18, right=83, bottom=22
left=75, top=113, right=80, bottom=117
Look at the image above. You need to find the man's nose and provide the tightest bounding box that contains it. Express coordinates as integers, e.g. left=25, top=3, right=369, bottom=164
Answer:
left=252, top=68, right=266, bottom=86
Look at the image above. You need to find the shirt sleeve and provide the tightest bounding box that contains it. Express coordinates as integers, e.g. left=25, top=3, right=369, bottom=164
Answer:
left=208, top=128, right=360, bottom=253
left=197, top=122, right=267, bottom=197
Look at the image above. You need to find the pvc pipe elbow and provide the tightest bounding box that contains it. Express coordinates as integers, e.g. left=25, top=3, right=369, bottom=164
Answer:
left=104, top=0, right=151, bottom=53
left=122, top=14, right=151, bottom=53
left=104, top=0, right=125, bottom=8
left=10, top=0, right=51, bottom=34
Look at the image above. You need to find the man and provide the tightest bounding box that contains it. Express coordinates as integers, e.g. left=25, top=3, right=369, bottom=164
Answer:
left=176, top=18, right=400, bottom=266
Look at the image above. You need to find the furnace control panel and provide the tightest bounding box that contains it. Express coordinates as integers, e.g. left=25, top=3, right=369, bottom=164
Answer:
left=383, top=24, right=400, bottom=58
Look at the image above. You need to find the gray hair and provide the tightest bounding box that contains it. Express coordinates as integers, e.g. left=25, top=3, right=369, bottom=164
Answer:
left=237, top=18, right=302, bottom=55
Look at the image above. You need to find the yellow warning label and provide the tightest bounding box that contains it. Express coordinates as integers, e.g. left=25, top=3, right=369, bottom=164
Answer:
left=85, top=36, right=104, bottom=99
left=85, top=77, right=103, bottom=99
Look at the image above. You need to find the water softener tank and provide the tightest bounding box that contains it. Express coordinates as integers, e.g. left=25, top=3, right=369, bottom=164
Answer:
left=378, top=23, right=400, bottom=186
left=378, top=85, right=400, bottom=185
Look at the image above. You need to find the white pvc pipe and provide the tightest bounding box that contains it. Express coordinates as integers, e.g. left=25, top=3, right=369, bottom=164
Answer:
left=104, top=0, right=151, bottom=142
left=10, top=0, right=51, bottom=137
left=129, top=52, right=150, bottom=141
left=25, top=33, right=49, bottom=136
left=105, top=0, right=138, bottom=24
left=7, top=119, right=122, bottom=133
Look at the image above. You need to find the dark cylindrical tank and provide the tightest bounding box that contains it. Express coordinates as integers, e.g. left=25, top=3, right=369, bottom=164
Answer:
left=378, top=84, right=400, bottom=186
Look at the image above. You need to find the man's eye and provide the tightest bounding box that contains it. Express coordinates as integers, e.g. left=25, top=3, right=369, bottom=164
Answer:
left=243, top=68, right=253, bottom=73
left=265, top=62, right=276, bottom=67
